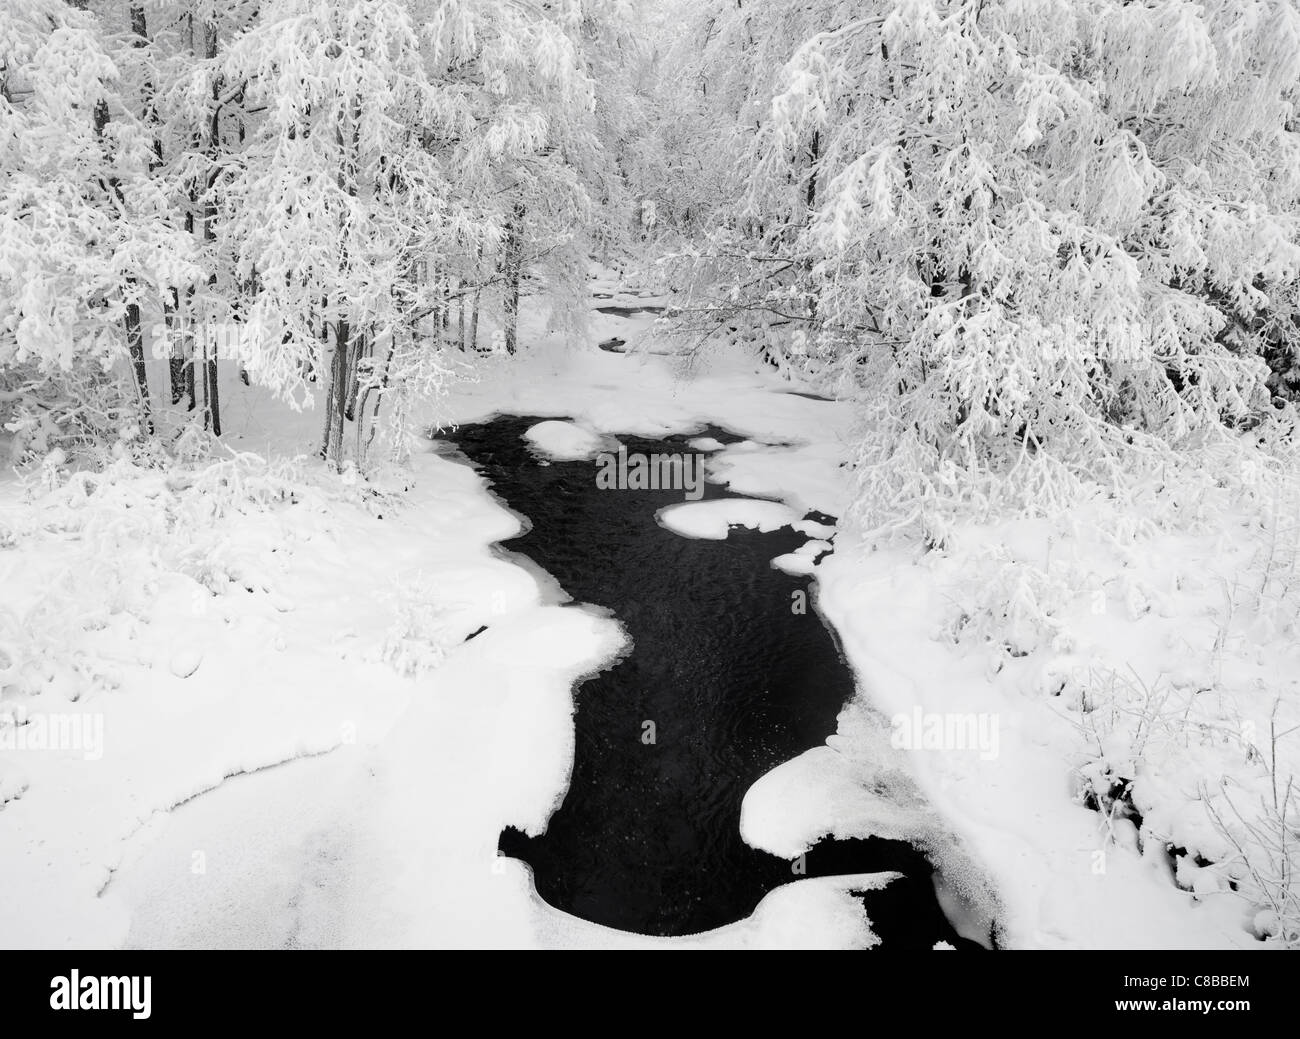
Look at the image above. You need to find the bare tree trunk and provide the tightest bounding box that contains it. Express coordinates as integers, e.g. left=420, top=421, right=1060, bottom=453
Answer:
left=469, top=245, right=483, bottom=351
left=202, top=17, right=221, bottom=436
left=182, top=285, right=197, bottom=410
left=345, top=331, right=366, bottom=422
left=76, top=0, right=152, bottom=430
left=470, top=289, right=481, bottom=351
left=317, top=298, right=333, bottom=459
left=168, top=288, right=187, bottom=404
left=804, top=130, right=820, bottom=328
left=357, top=333, right=397, bottom=463
left=320, top=323, right=337, bottom=461
left=318, top=92, right=363, bottom=468
left=126, top=4, right=159, bottom=432
left=124, top=304, right=150, bottom=427
left=503, top=202, right=525, bottom=355
left=179, top=11, right=202, bottom=413
left=236, top=86, right=250, bottom=388
left=328, top=319, right=350, bottom=468
left=457, top=280, right=465, bottom=349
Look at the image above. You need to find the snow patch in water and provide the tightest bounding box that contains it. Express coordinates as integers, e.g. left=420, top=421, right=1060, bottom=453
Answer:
left=657, top=498, right=799, bottom=540
left=523, top=420, right=610, bottom=461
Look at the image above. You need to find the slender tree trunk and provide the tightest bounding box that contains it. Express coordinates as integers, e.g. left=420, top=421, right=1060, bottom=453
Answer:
left=469, top=245, right=483, bottom=351
left=163, top=299, right=180, bottom=406
left=357, top=334, right=398, bottom=463
left=183, top=286, right=197, bottom=410
left=329, top=318, right=350, bottom=468
left=345, top=331, right=365, bottom=422
left=320, top=325, right=337, bottom=461
left=470, top=289, right=481, bottom=352
left=457, top=281, right=465, bottom=349
left=78, top=4, right=152, bottom=430
left=181, top=9, right=200, bottom=410
left=124, top=303, right=150, bottom=426
left=313, top=295, right=328, bottom=382
left=202, top=18, right=221, bottom=436
left=126, top=4, right=159, bottom=431
left=319, top=94, right=361, bottom=469
left=503, top=202, right=525, bottom=355
left=168, top=287, right=187, bottom=404
left=318, top=304, right=335, bottom=461
left=804, top=130, right=820, bottom=328
left=236, top=88, right=250, bottom=388
left=436, top=270, right=443, bottom=333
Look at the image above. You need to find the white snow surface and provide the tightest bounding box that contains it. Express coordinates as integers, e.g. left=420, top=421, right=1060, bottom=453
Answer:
left=1, top=272, right=1288, bottom=949
left=657, top=498, right=799, bottom=540
left=522, top=420, right=609, bottom=461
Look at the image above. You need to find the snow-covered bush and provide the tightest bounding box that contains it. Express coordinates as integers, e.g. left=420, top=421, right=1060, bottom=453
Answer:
left=904, top=460, right=1300, bottom=944
left=1070, top=646, right=1300, bottom=945
left=0, top=363, right=150, bottom=470
left=378, top=572, right=461, bottom=678
left=0, top=443, right=309, bottom=703
left=1202, top=755, right=1300, bottom=946
left=937, top=544, right=1077, bottom=657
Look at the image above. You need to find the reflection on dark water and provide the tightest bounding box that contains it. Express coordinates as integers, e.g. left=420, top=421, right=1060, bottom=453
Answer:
left=594, top=304, right=667, bottom=318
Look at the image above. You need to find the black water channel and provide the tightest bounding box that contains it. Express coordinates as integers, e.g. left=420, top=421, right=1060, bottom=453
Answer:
left=445, top=416, right=975, bottom=947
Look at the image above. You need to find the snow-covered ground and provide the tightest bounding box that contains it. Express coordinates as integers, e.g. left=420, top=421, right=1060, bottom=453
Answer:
left=1, top=275, right=1295, bottom=948
left=430, top=304, right=1294, bottom=948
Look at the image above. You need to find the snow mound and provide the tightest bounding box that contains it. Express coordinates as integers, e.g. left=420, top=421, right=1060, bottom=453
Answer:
left=168, top=650, right=203, bottom=679
left=522, top=420, right=607, bottom=461
left=772, top=540, right=831, bottom=575
left=657, top=498, right=798, bottom=540
left=741, top=744, right=931, bottom=859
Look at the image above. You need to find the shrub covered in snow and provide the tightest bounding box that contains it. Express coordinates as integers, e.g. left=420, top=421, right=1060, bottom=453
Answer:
left=376, top=572, right=463, bottom=678
left=0, top=440, right=308, bottom=706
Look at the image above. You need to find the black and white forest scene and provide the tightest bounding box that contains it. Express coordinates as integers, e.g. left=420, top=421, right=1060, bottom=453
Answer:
left=0, top=0, right=1296, bottom=1005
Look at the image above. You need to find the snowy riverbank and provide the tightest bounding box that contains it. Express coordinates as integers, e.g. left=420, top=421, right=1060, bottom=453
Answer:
left=2, top=306, right=1295, bottom=947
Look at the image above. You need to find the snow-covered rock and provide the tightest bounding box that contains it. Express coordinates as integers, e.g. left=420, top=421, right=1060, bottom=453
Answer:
left=657, top=498, right=798, bottom=539
left=522, top=420, right=608, bottom=461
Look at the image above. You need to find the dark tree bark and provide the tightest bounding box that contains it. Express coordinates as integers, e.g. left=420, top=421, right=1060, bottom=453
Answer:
left=132, top=3, right=186, bottom=411
left=325, top=318, right=350, bottom=467
left=202, top=17, right=221, bottom=436
left=345, top=332, right=366, bottom=422
left=73, top=0, right=153, bottom=430
left=169, top=288, right=194, bottom=406
left=457, top=280, right=465, bottom=349
left=469, top=246, right=483, bottom=351
left=503, top=202, right=525, bottom=355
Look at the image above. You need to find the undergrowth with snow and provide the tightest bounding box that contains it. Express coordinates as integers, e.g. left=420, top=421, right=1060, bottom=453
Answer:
left=870, top=459, right=1300, bottom=946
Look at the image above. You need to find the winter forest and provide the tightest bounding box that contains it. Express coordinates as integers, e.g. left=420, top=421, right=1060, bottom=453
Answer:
left=2, top=0, right=1300, bottom=958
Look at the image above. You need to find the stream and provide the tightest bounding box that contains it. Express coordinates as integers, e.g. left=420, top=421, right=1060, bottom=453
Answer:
left=446, top=416, right=975, bottom=947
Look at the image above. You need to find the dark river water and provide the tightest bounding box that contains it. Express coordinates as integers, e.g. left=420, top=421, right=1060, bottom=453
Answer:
left=445, top=416, right=975, bottom=947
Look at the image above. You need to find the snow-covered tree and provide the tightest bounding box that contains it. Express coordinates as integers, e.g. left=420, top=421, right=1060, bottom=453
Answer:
left=0, top=0, right=198, bottom=454
left=425, top=0, right=618, bottom=353
left=211, top=0, right=457, bottom=465
left=208, top=0, right=619, bottom=466
left=662, top=0, right=1300, bottom=538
